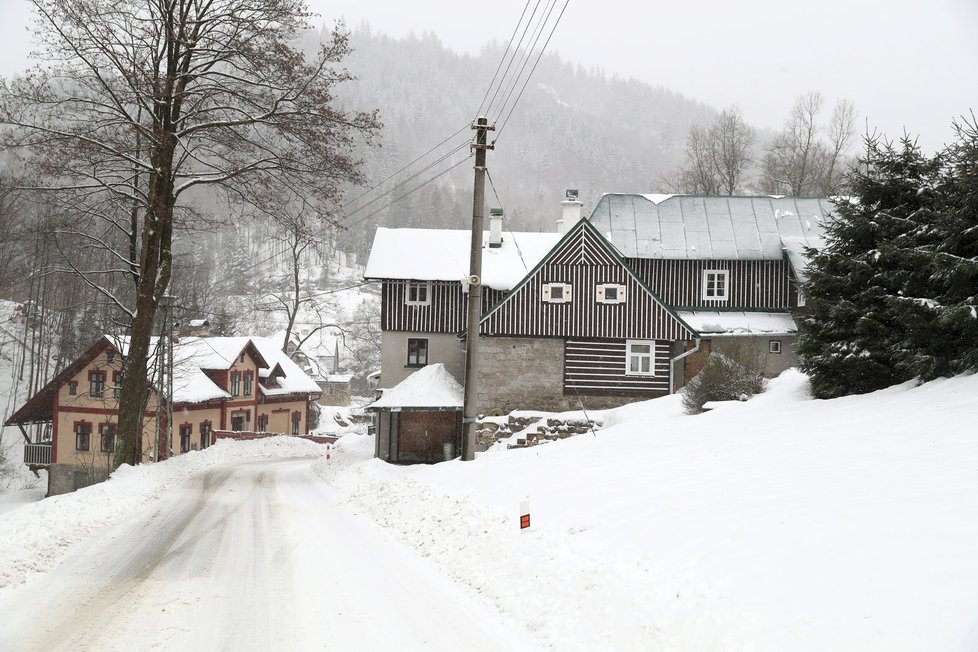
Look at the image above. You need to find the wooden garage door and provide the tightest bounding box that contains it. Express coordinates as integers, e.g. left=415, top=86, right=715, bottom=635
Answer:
left=398, top=411, right=457, bottom=457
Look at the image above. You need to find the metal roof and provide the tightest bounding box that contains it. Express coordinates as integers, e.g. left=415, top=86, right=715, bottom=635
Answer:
left=587, top=194, right=833, bottom=261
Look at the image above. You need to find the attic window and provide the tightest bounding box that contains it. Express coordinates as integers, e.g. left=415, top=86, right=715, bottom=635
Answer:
left=406, top=281, right=431, bottom=306
left=542, top=283, right=572, bottom=304
left=703, top=270, right=729, bottom=301
left=596, top=284, right=627, bottom=304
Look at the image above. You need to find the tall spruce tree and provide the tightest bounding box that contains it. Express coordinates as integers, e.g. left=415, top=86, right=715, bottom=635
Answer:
left=798, top=136, right=943, bottom=398
left=799, top=124, right=978, bottom=398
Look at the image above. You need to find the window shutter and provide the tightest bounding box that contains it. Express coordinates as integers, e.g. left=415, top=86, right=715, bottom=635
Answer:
left=595, top=285, right=604, bottom=303
left=563, top=284, right=572, bottom=303
left=618, top=285, right=627, bottom=303
left=542, top=284, right=551, bottom=301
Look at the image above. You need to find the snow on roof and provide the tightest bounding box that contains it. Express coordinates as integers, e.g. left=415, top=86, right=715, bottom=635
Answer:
left=364, top=228, right=562, bottom=291
left=109, top=334, right=319, bottom=404
left=327, top=373, right=353, bottom=383
left=249, top=337, right=323, bottom=396
left=366, top=363, right=463, bottom=410
left=676, top=311, right=798, bottom=336
left=588, top=194, right=834, bottom=262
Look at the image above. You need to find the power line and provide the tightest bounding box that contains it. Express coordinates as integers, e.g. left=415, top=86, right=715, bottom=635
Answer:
left=486, top=168, right=529, bottom=273
left=345, top=150, right=474, bottom=229
left=490, top=0, right=557, bottom=121
left=344, top=140, right=471, bottom=220
left=342, top=124, right=470, bottom=212
left=495, top=0, right=570, bottom=142
left=475, top=0, right=535, bottom=118
left=482, top=0, right=546, bottom=119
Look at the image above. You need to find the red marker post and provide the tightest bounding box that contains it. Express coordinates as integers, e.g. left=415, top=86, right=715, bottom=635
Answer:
left=520, top=500, right=530, bottom=529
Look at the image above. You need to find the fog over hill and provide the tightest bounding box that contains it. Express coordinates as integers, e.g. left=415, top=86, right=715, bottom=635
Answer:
left=330, top=24, right=720, bottom=255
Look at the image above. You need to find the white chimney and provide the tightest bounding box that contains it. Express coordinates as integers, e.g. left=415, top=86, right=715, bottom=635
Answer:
left=558, top=189, right=583, bottom=233
left=488, top=207, right=504, bottom=248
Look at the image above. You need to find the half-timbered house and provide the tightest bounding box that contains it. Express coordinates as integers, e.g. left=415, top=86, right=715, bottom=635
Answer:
left=365, top=194, right=832, bottom=418
left=6, top=334, right=321, bottom=495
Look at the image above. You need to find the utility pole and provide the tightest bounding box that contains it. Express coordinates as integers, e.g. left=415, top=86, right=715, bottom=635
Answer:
left=461, top=116, right=494, bottom=461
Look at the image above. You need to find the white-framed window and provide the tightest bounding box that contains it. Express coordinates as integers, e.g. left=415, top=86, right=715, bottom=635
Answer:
left=406, top=281, right=431, bottom=305
left=796, top=287, right=807, bottom=307
left=702, top=269, right=729, bottom=301
left=626, top=340, right=655, bottom=376
left=596, top=283, right=627, bottom=304
left=769, top=339, right=782, bottom=354
left=542, top=282, right=572, bottom=303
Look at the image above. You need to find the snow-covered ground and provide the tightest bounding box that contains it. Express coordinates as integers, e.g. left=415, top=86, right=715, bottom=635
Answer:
left=1, top=371, right=977, bottom=650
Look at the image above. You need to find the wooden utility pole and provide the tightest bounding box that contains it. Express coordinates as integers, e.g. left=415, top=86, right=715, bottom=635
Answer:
left=461, top=117, right=494, bottom=461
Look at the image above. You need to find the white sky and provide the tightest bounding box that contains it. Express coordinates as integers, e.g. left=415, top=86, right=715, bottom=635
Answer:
left=1, top=0, right=976, bottom=152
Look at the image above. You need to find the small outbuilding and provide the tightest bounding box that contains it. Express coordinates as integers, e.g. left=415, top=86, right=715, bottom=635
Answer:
left=366, top=363, right=462, bottom=464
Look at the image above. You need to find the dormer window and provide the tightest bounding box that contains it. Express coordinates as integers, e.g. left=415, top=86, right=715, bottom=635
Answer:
left=406, top=281, right=431, bottom=306
left=596, top=284, right=626, bottom=304
left=703, top=270, right=729, bottom=301
left=542, top=283, right=572, bottom=303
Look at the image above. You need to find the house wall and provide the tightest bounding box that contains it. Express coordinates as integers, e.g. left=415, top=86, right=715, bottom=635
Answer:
left=381, top=280, right=503, bottom=333
left=480, top=225, right=692, bottom=340
left=683, top=336, right=799, bottom=382
left=473, top=336, right=663, bottom=415
left=379, top=331, right=466, bottom=389
left=258, top=397, right=309, bottom=435
left=628, top=258, right=792, bottom=309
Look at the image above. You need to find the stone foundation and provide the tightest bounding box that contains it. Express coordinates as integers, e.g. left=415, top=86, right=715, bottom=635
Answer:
left=47, top=463, right=111, bottom=496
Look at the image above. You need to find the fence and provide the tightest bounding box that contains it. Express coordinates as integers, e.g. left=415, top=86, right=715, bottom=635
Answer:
left=212, top=430, right=338, bottom=446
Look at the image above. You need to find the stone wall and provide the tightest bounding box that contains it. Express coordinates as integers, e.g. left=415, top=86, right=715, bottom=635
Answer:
left=47, top=463, right=110, bottom=497
left=684, top=336, right=798, bottom=381
left=475, top=414, right=603, bottom=450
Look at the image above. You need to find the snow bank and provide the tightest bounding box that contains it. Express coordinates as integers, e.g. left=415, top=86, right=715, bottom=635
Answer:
left=319, top=371, right=978, bottom=651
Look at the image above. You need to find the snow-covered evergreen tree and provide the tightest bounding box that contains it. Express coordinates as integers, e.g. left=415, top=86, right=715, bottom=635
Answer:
left=799, top=124, right=978, bottom=398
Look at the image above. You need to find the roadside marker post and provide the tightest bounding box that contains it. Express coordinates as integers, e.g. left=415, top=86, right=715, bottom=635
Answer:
left=520, top=500, right=530, bottom=529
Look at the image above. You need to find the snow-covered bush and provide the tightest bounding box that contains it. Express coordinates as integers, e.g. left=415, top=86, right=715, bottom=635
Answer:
left=682, top=351, right=765, bottom=415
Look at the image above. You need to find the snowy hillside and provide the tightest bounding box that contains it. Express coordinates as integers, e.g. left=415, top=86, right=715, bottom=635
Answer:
left=1, top=371, right=976, bottom=650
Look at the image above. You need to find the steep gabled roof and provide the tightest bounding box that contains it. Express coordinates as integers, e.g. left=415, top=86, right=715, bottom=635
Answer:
left=588, top=194, right=833, bottom=263
left=364, top=227, right=562, bottom=291
left=478, top=218, right=696, bottom=340
left=4, top=337, right=114, bottom=426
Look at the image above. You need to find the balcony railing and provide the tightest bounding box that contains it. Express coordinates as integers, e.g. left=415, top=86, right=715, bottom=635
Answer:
left=24, top=443, right=52, bottom=467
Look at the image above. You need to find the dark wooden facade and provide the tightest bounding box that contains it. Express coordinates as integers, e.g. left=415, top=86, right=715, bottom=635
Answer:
left=564, top=339, right=671, bottom=395
left=480, top=224, right=694, bottom=341
left=628, top=258, right=792, bottom=309
left=374, top=408, right=462, bottom=464
left=381, top=280, right=503, bottom=333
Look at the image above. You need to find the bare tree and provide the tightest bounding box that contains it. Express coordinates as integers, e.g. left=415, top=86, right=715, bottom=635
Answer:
left=252, top=198, right=337, bottom=354
left=0, top=0, right=380, bottom=467
left=760, top=92, right=857, bottom=196
left=671, top=106, right=754, bottom=195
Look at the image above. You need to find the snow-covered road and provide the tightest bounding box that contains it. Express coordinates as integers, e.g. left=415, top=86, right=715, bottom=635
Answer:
left=0, top=456, right=541, bottom=651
